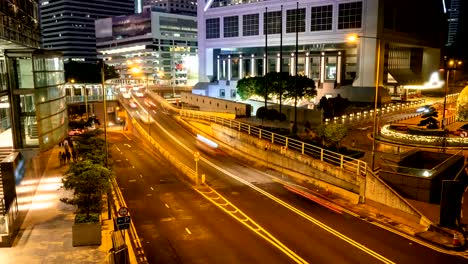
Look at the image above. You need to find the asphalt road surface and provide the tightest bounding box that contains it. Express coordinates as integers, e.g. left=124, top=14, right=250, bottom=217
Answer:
left=111, top=94, right=467, bottom=263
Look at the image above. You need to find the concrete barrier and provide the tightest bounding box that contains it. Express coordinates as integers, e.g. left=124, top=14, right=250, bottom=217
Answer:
left=177, top=117, right=361, bottom=204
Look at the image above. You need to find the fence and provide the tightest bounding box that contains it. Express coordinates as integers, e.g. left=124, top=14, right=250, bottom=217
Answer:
left=180, top=110, right=367, bottom=176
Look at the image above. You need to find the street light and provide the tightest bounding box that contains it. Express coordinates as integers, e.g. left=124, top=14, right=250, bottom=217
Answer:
left=442, top=59, right=462, bottom=129
left=347, top=34, right=381, bottom=172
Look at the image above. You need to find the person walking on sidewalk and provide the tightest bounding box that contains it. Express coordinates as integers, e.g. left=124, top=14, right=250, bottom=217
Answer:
left=65, top=150, right=71, bottom=164
left=71, top=148, right=77, bottom=162
left=61, top=151, right=67, bottom=165
left=58, top=151, right=63, bottom=166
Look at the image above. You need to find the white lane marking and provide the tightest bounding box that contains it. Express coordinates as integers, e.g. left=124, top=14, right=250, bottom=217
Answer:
left=140, top=174, right=143, bottom=178
left=124, top=143, right=131, bottom=148
left=165, top=203, right=170, bottom=208
left=126, top=158, right=129, bottom=161
left=185, top=228, right=192, bottom=235
left=150, top=187, right=154, bottom=191
left=152, top=120, right=395, bottom=264
left=129, top=179, right=136, bottom=183
left=116, top=146, right=121, bottom=152
left=132, top=166, right=135, bottom=168
left=123, top=133, right=131, bottom=140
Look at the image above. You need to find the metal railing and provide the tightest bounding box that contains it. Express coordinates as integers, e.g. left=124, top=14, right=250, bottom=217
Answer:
left=180, top=110, right=367, bottom=175
left=66, top=95, right=119, bottom=104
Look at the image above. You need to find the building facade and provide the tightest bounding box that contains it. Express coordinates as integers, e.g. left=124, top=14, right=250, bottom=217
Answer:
left=197, top=0, right=445, bottom=104
left=39, top=0, right=135, bottom=62
left=1, top=1, right=68, bottom=246
left=142, top=0, right=197, bottom=16
left=96, top=8, right=198, bottom=87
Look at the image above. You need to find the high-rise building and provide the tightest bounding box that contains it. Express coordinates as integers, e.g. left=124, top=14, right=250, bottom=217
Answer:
left=445, top=0, right=460, bottom=47
left=197, top=0, right=446, bottom=104
left=1, top=0, right=68, bottom=247
left=39, top=0, right=135, bottom=62
left=142, top=0, right=197, bottom=16
left=96, top=8, right=198, bottom=87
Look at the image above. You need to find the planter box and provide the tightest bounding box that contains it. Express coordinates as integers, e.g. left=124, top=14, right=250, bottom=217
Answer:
left=72, top=222, right=102, bottom=246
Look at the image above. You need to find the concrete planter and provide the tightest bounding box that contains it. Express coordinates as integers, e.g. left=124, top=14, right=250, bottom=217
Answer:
left=72, top=221, right=102, bottom=247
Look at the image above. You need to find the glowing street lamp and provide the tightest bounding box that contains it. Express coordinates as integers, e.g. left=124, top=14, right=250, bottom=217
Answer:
left=347, top=33, right=381, bottom=172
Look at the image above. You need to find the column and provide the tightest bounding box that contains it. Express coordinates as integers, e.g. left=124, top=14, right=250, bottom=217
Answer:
left=305, top=52, right=310, bottom=78
left=222, top=59, right=226, bottom=80
left=276, top=53, right=281, bottom=72
left=263, top=54, right=266, bottom=76
left=320, top=52, right=325, bottom=84
left=337, top=51, right=342, bottom=85
left=228, top=55, right=232, bottom=81
left=217, top=56, right=220, bottom=81
left=239, top=54, right=243, bottom=79
left=290, top=53, right=295, bottom=75
left=250, top=54, right=255, bottom=76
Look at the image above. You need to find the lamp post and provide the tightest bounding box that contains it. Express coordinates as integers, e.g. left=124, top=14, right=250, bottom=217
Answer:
left=101, top=60, right=111, bottom=220
left=442, top=59, right=462, bottom=130
left=347, top=34, right=381, bottom=172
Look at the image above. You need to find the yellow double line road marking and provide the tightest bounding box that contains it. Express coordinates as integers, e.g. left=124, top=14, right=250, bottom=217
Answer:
left=152, top=117, right=395, bottom=263
left=196, top=185, right=308, bottom=264
left=203, top=159, right=395, bottom=264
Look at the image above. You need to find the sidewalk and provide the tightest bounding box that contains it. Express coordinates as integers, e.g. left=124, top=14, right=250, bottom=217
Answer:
left=0, top=145, right=114, bottom=263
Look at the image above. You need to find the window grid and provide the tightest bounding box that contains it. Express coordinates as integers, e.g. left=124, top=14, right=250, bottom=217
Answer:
left=243, top=14, right=259, bottom=36
left=263, top=11, right=282, bottom=35
left=338, top=1, right=362, bottom=29
left=206, top=18, right=220, bottom=39
left=286, top=8, right=306, bottom=33
left=224, top=16, right=239, bottom=38
left=311, top=5, right=333, bottom=32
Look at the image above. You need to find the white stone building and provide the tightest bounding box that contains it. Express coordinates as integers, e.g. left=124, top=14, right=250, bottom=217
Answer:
left=196, top=0, right=446, bottom=104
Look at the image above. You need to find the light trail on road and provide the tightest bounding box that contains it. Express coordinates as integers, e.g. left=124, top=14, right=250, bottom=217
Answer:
left=149, top=114, right=396, bottom=264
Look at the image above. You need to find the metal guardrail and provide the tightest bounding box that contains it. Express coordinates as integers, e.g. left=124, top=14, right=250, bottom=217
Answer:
left=180, top=110, right=367, bottom=176
left=66, top=95, right=119, bottom=104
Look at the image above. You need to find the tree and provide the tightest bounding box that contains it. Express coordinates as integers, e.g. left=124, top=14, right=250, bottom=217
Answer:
left=318, top=96, right=333, bottom=119
left=283, top=75, right=316, bottom=133
left=61, top=160, right=113, bottom=222
left=65, top=61, right=119, bottom=83
left=74, top=130, right=108, bottom=165
left=316, top=123, right=349, bottom=149
left=104, top=64, right=119, bottom=80
left=329, top=94, right=350, bottom=117
left=417, top=107, right=439, bottom=129
left=266, top=72, right=290, bottom=115
left=236, top=76, right=262, bottom=100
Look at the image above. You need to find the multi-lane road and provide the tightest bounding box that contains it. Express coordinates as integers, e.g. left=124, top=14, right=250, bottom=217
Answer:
left=110, top=92, right=467, bottom=263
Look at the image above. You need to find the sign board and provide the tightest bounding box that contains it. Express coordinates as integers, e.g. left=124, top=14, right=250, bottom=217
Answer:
left=116, top=216, right=131, bottom=230
left=118, top=207, right=129, bottom=216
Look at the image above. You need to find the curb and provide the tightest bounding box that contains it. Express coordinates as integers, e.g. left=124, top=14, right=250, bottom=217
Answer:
left=288, top=183, right=468, bottom=253
left=414, top=231, right=466, bottom=251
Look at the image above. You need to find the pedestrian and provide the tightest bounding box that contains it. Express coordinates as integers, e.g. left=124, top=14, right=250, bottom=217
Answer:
left=58, top=151, right=63, bottom=166
left=63, top=139, right=69, bottom=151
left=65, top=150, right=71, bottom=164
left=61, top=151, right=67, bottom=165
left=72, top=148, right=77, bottom=162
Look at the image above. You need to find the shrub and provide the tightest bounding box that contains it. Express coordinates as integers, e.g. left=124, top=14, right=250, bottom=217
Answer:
left=256, top=106, right=268, bottom=119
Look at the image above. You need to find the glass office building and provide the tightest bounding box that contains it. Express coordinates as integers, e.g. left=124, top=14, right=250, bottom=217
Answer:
left=0, top=1, right=67, bottom=247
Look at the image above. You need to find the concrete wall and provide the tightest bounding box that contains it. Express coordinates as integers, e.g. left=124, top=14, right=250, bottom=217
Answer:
left=184, top=117, right=428, bottom=223
left=365, top=171, right=427, bottom=224
left=181, top=92, right=251, bottom=117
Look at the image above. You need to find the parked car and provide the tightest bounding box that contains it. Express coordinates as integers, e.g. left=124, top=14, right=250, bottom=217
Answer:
left=68, top=129, right=83, bottom=136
